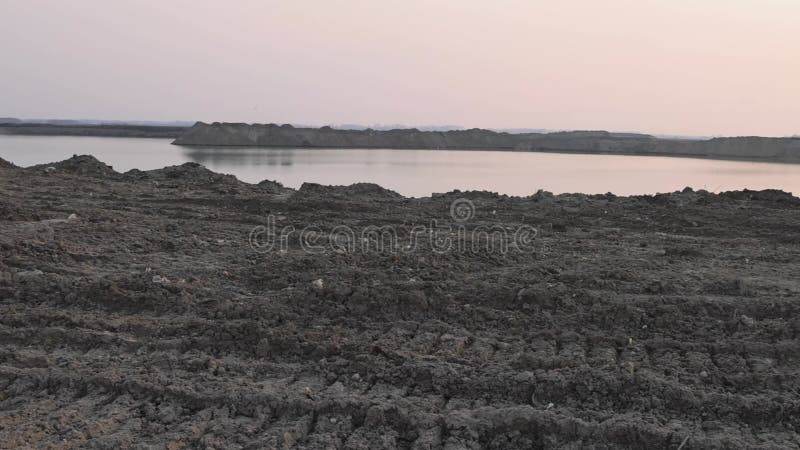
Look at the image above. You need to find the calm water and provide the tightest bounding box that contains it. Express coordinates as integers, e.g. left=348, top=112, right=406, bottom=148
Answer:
left=1, top=135, right=800, bottom=197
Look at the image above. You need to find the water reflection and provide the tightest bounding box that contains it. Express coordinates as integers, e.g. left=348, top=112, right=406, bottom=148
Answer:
left=178, top=146, right=800, bottom=197
left=183, top=147, right=296, bottom=167
left=1, top=135, right=800, bottom=197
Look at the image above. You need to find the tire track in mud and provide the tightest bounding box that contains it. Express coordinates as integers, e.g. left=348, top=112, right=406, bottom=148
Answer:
left=2, top=158, right=800, bottom=448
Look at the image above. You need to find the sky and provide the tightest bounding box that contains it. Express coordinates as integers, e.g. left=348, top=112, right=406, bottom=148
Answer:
left=1, top=0, right=798, bottom=137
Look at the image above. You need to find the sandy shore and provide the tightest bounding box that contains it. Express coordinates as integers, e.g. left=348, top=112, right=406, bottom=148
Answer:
left=1, top=155, right=799, bottom=448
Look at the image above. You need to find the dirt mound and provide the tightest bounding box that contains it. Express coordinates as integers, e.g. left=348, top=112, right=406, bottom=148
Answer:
left=0, top=157, right=16, bottom=169
left=720, top=189, right=799, bottom=204
left=28, top=154, right=118, bottom=178
left=343, top=182, right=403, bottom=198
left=432, top=189, right=507, bottom=201
left=297, top=182, right=402, bottom=199
left=124, top=162, right=243, bottom=189
left=257, top=178, right=294, bottom=195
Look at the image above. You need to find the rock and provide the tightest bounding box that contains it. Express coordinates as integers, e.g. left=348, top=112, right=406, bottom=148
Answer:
left=68, top=213, right=78, bottom=221
left=312, top=278, right=324, bottom=290
left=152, top=275, right=168, bottom=283
left=283, top=432, right=296, bottom=448
left=328, top=382, right=345, bottom=394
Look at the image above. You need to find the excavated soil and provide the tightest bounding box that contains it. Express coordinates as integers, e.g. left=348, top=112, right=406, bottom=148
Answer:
left=1, top=155, right=800, bottom=449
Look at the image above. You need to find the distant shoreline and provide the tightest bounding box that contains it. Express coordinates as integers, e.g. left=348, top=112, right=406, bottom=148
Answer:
left=0, top=123, right=187, bottom=139
left=3, top=122, right=800, bottom=164
left=173, top=143, right=800, bottom=165
left=173, top=122, right=800, bottom=164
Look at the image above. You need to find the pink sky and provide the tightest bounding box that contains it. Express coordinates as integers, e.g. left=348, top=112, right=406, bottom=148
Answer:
left=2, top=0, right=798, bottom=136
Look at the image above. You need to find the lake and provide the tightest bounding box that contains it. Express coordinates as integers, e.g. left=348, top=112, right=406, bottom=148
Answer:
left=1, top=135, right=800, bottom=197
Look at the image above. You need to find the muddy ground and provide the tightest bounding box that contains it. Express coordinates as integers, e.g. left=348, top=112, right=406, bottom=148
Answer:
left=1, top=155, right=800, bottom=449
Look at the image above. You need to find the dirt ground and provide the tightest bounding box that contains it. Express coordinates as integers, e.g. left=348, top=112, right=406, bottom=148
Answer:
left=1, top=155, right=800, bottom=449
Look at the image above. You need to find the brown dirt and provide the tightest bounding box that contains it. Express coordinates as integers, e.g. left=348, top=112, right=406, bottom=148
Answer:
left=1, top=156, right=800, bottom=448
